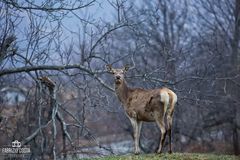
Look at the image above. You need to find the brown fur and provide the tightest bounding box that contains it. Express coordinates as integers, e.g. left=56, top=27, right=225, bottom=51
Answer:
left=106, top=65, right=177, bottom=154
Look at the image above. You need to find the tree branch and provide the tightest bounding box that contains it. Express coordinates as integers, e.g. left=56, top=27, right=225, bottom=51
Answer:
left=4, top=0, right=96, bottom=12
left=0, top=64, right=103, bottom=77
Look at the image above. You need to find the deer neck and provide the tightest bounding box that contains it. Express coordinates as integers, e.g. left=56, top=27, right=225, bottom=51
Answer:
left=115, top=80, right=130, bottom=105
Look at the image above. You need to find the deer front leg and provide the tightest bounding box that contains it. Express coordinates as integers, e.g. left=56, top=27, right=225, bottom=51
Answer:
left=137, top=121, right=142, bottom=153
left=129, top=117, right=142, bottom=154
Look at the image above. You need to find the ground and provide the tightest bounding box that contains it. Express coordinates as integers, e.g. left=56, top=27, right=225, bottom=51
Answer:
left=83, top=153, right=239, bottom=160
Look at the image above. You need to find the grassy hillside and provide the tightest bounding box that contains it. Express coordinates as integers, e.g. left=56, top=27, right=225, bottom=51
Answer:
left=87, top=153, right=239, bottom=160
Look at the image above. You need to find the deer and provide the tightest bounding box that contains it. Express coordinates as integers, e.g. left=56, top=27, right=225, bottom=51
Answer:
left=106, top=64, right=177, bottom=154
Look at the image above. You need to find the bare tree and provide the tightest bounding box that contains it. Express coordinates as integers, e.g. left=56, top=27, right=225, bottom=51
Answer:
left=0, top=0, right=126, bottom=159
left=194, top=0, right=240, bottom=155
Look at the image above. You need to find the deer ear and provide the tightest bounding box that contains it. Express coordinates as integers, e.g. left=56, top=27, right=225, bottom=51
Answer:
left=124, top=64, right=130, bottom=72
left=106, top=64, right=113, bottom=73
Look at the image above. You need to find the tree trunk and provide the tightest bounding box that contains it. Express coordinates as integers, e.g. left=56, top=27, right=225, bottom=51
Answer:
left=232, top=0, right=240, bottom=69
left=231, top=0, right=240, bottom=155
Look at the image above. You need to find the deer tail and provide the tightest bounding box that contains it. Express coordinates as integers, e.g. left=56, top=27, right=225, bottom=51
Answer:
left=166, top=90, right=177, bottom=118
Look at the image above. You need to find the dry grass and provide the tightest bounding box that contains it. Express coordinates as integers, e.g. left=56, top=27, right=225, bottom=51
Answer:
left=84, top=153, right=239, bottom=160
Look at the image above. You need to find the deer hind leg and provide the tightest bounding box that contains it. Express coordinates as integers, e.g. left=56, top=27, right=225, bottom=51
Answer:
left=155, top=112, right=167, bottom=154
left=167, top=95, right=177, bottom=154
left=167, top=115, right=173, bottom=154
left=129, top=117, right=142, bottom=154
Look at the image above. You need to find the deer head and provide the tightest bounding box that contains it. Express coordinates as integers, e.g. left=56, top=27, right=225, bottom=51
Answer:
left=106, top=64, right=129, bottom=85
